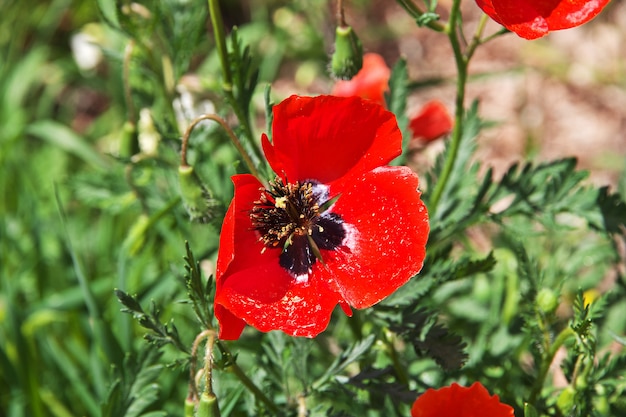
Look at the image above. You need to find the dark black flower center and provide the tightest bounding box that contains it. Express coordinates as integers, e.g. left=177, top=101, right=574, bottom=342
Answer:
left=250, top=178, right=346, bottom=279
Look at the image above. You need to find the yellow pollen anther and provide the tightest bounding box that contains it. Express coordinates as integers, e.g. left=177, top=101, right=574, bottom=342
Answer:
left=275, top=196, right=288, bottom=209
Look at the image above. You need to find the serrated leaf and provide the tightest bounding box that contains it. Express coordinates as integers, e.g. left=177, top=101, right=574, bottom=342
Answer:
left=596, top=186, right=626, bottom=234
left=390, top=308, right=467, bottom=370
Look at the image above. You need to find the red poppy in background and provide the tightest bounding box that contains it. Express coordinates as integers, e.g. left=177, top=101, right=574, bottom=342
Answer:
left=476, top=0, right=611, bottom=40
left=411, top=382, right=515, bottom=417
left=214, top=95, right=429, bottom=340
left=331, top=53, right=391, bottom=106
left=409, top=100, right=453, bottom=142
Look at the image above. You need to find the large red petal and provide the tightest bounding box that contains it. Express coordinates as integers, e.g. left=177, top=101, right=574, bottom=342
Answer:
left=264, top=95, right=401, bottom=189
left=482, top=0, right=610, bottom=40
left=322, top=166, right=429, bottom=309
left=214, top=174, right=344, bottom=338
left=216, top=260, right=342, bottom=337
left=542, top=0, right=610, bottom=30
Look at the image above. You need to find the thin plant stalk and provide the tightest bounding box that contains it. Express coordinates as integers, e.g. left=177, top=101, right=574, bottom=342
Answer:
left=180, top=113, right=262, bottom=180
left=206, top=0, right=264, bottom=170
left=428, top=0, right=466, bottom=214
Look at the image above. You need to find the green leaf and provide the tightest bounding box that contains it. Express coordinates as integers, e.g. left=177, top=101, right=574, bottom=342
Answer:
left=596, top=186, right=626, bottom=234
left=416, top=12, right=440, bottom=27
left=524, top=402, right=540, bottom=417
left=96, top=0, right=120, bottom=28
left=390, top=308, right=467, bottom=370
left=388, top=58, right=410, bottom=165
left=27, top=120, right=109, bottom=169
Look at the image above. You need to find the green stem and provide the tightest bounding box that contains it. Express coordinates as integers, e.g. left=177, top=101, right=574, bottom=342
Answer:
left=123, top=40, right=136, bottom=123
left=529, top=327, right=576, bottom=403
left=208, top=0, right=232, bottom=89
left=383, top=329, right=410, bottom=387
left=206, top=1, right=264, bottom=171
left=337, top=0, right=346, bottom=27
left=180, top=113, right=261, bottom=180
left=216, top=341, right=281, bottom=414
left=428, top=0, right=466, bottom=214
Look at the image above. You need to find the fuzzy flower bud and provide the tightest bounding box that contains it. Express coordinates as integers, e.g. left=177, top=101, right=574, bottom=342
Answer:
left=330, top=25, right=363, bottom=80
left=178, top=165, right=221, bottom=224
left=536, top=287, right=559, bottom=314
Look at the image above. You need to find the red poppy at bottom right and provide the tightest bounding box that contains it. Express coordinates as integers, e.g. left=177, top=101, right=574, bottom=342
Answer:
left=411, top=382, right=514, bottom=417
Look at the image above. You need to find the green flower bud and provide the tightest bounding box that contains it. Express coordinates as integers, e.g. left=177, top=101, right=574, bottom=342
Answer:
left=593, top=394, right=610, bottom=416
left=178, top=165, right=221, bottom=224
left=184, top=397, right=195, bottom=417
left=536, top=287, right=559, bottom=314
left=330, top=25, right=363, bottom=80
left=196, top=392, right=220, bottom=417
left=556, top=386, right=576, bottom=415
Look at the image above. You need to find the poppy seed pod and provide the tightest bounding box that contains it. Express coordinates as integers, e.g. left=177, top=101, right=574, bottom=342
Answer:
left=178, top=165, right=220, bottom=224
left=330, top=25, right=363, bottom=80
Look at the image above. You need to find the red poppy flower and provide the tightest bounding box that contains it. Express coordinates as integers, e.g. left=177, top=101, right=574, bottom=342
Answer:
left=411, top=382, right=515, bottom=417
left=331, top=53, right=391, bottom=106
left=214, top=95, right=429, bottom=340
left=476, top=0, right=611, bottom=40
left=409, top=100, right=453, bottom=142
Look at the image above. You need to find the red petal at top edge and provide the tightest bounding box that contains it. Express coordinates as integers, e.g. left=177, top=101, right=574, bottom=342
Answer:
left=214, top=174, right=343, bottom=339
left=320, top=165, right=429, bottom=309
left=475, top=0, right=501, bottom=24
left=263, top=95, right=401, bottom=189
left=411, top=382, right=515, bottom=417
left=478, top=0, right=611, bottom=40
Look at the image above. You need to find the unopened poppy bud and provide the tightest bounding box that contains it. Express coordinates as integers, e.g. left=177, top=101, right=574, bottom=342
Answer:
left=556, top=386, right=576, bottom=414
left=536, top=287, right=558, bottom=314
left=178, top=165, right=220, bottom=224
left=330, top=25, right=363, bottom=80
left=196, top=392, right=220, bottom=417
left=184, top=397, right=195, bottom=417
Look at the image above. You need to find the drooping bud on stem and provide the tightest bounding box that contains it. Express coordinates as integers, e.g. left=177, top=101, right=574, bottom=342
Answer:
left=184, top=396, right=196, bottom=417
left=178, top=164, right=221, bottom=223
left=330, top=24, right=363, bottom=80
